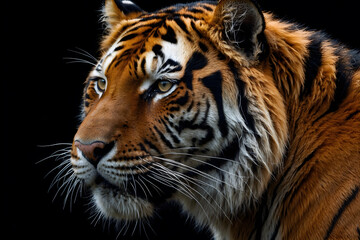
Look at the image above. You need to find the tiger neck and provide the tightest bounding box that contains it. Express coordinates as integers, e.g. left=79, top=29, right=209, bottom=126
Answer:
left=219, top=14, right=344, bottom=239
left=265, top=13, right=335, bottom=139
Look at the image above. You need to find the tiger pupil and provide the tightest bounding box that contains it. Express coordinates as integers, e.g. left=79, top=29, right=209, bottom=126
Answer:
left=158, top=80, right=172, bottom=92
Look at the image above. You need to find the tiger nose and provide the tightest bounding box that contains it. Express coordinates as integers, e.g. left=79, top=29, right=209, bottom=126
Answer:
left=75, top=140, right=114, bottom=167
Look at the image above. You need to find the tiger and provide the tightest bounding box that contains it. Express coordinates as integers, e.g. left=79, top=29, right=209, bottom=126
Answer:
left=68, top=0, right=360, bottom=239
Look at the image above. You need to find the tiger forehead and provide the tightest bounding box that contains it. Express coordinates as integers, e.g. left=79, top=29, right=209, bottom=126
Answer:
left=98, top=2, right=215, bottom=74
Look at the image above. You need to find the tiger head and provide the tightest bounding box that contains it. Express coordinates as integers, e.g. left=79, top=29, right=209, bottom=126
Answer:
left=70, top=0, right=288, bottom=226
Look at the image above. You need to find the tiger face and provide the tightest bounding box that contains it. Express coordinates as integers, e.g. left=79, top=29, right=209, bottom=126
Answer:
left=70, top=0, right=287, bottom=228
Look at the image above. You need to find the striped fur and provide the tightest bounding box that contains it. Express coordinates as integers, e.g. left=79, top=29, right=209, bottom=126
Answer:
left=68, top=0, right=360, bottom=239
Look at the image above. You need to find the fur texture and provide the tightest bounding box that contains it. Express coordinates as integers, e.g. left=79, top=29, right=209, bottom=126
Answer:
left=66, top=0, right=360, bottom=239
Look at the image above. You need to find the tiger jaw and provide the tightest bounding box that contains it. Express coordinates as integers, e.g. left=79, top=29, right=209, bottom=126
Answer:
left=71, top=145, right=159, bottom=220
left=91, top=177, right=155, bottom=221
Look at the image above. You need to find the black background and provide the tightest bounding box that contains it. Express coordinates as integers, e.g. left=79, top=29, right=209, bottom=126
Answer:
left=2, top=0, right=359, bottom=239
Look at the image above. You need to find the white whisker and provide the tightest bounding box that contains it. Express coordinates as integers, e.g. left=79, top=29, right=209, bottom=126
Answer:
left=150, top=166, right=212, bottom=222
left=37, top=143, right=72, bottom=148
left=68, top=47, right=98, bottom=63
left=64, top=57, right=98, bottom=67
left=153, top=156, right=239, bottom=190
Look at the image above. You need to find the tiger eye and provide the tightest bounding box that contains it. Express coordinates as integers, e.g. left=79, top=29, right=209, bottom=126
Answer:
left=158, top=80, right=173, bottom=93
left=97, top=78, right=107, bottom=92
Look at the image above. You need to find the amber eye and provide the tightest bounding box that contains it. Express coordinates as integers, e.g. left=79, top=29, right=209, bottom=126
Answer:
left=157, top=80, right=173, bottom=93
left=97, top=78, right=107, bottom=92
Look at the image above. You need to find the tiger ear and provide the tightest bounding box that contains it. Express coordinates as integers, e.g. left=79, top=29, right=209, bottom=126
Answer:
left=212, top=0, right=266, bottom=60
left=103, top=0, right=144, bottom=29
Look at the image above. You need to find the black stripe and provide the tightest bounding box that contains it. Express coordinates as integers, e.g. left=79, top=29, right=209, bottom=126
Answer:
left=140, top=58, right=146, bottom=75
left=133, top=60, right=138, bottom=72
left=114, top=45, right=124, bottom=52
left=188, top=7, right=204, bottom=14
left=201, top=71, right=228, bottom=137
left=124, top=20, right=162, bottom=35
left=199, top=42, right=208, bottom=52
left=175, top=107, right=214, bottom=146
left=346, top=110, right=360, bottom=120
left=159, top=59, right=182, bottom=74
left=172, top=13, right=201, bottom=21
left=190, top=21, right=204, bottom=38
left=154, top=126, right=174, bottom=149
left=200, top=99, right=211, bottom=125
left=173, top=17, right=189, bottom=34
left=326, top=54, right=352, bottom=113
left=180, top=51, right=208, bottom=90
left=299, top=33, right=323, bottom=100
left=117, top=49, right=133, bottom=62
left=187, top=100, right=194, bottom=112
left=229, top=61, right=257, bottom=134
left=160, top=118, right=180, bottom=144
left=152, top=44, right=164, bottom=59
left=161, top=25, right=177, bottom=44
left=315, top=48, right=354, bottom=121
left=201, top=5, right=214, bottom=12
left=143, top=139, right=160, bottom=154
left=324, top=186, right=359, bottom=240
left=119, top=33, right=138, bottom=42
left=284, top=150, right=318, bottom=205
left=169, top=91, right=189, bottom=106
left=294, top=149, right=317, bottom=175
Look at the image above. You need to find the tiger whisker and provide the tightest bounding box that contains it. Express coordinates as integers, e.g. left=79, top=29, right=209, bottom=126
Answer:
left=131, top=219, right=139, bottom=236
left=47, top=159, right=72, bottom=186
left=153, top=156, right=240, bottom=190
left=188, top=156, right=245, bottom=180
left=129, top=175, right=138, bottom=199
left=149, top=166, right=212, bottom=222
left=37, top=143, right=72, bottom=148
left=36, top=147, right=72, bottom=164
left=162, top=151, right=239, bottom=164
left=63, top=57, right=98, bottom=67
left=135, top=167, right=153, bottom=199
left=90, top=206, right=105, bottom=227
left=63, top=176, right=81, bottom=210
left=153, top=161, right=232, bottom=215
left=68, top=47, right=98, bottom=63
left=153, top=162, right=232, bottom=222
left=138, top=174, right=162, bottom=196
left=146, top=171, right=196, bottom=202
left=50, top=164, right=74, bottom=196
left=52, top=168, right=75, bottom=203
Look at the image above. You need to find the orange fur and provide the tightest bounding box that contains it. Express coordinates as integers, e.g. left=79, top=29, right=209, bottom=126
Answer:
left=70, top=1, right=360, bottom=239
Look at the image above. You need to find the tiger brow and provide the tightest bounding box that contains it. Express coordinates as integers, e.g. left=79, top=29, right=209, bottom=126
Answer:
left=158, top=59, right=183, bottom=74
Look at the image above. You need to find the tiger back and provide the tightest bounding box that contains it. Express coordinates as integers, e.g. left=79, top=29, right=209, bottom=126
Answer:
left=67, top=0, right=360, bottom=239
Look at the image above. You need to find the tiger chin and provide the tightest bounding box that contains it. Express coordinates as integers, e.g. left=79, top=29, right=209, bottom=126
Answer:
left=67, top=0, right=360, bottom=239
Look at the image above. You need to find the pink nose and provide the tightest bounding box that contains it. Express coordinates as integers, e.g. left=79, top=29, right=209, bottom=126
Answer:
left=75, top=140, right=112, bottom=166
